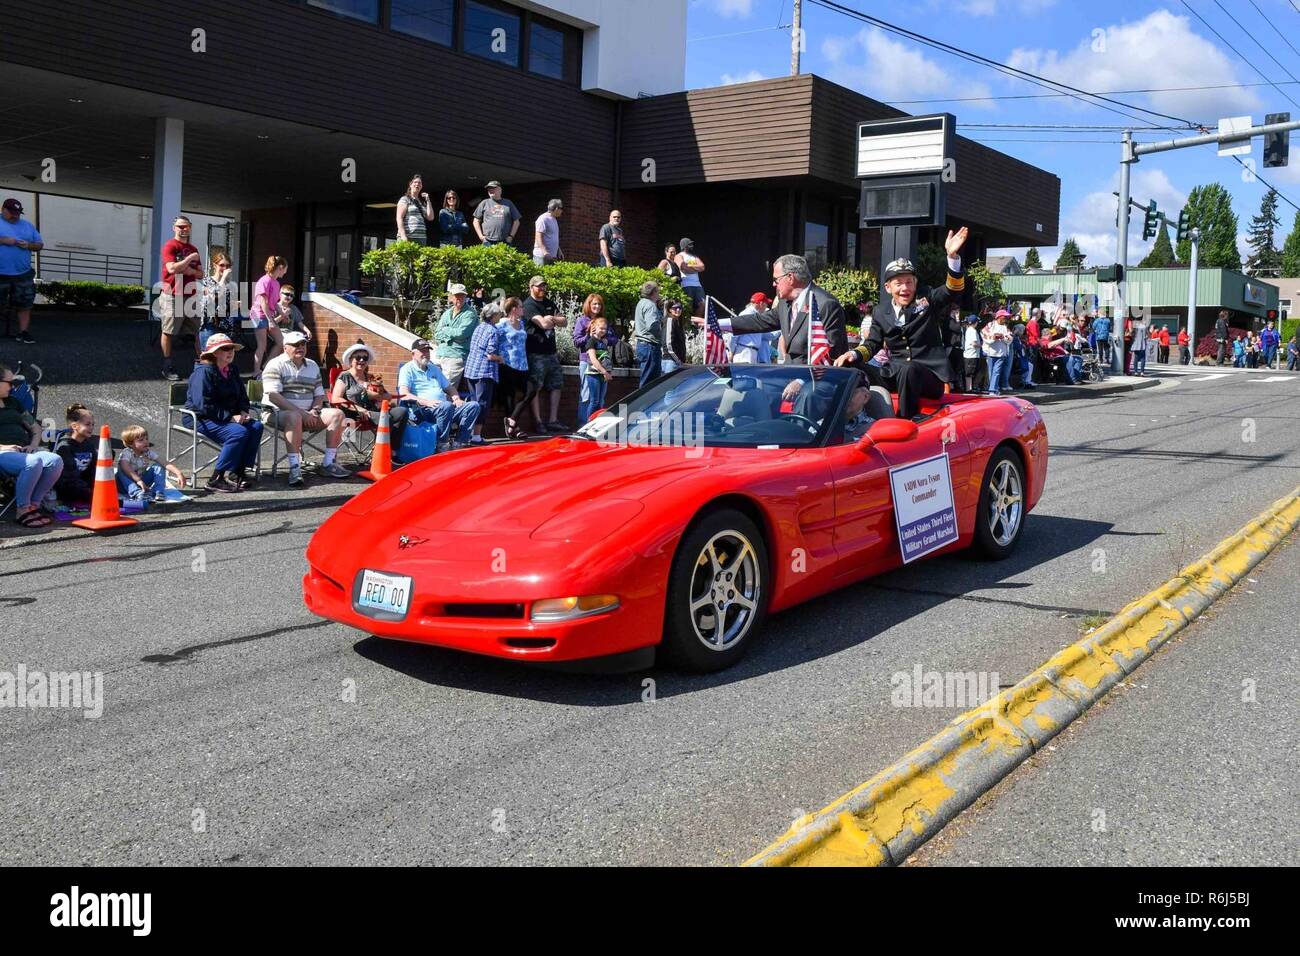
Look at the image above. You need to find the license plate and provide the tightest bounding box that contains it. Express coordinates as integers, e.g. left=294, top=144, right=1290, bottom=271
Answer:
left=355, top=570, right=412, bottom=619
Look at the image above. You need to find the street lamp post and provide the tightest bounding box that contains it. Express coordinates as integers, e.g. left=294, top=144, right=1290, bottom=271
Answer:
left=1186, top=227, right=1200, bottom=366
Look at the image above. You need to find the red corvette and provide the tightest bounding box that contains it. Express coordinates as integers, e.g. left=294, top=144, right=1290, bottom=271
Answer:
left=303, top=365, right=1047, bottom=672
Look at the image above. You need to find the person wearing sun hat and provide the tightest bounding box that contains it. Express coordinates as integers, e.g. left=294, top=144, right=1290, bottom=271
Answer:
left=184, top=333, right=264, bottom=492
left=331, top=341, right=408, bottom=444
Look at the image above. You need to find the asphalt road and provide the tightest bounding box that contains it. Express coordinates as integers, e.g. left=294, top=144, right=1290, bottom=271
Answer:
left=907, top=531, right=1300, bottom=867
left=2, top=361, right=1298, bottom=865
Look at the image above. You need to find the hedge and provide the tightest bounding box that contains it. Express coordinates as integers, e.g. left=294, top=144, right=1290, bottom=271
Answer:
left=39, top=280, right=146, bottom=310
left=360, top=242, right=688, bottom=331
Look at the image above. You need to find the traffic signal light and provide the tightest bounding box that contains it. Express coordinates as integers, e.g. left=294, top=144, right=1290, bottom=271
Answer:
left=1142, top=200, right=1159, bottom=241
left=1176, top=209, right=1193, bottom=243
left=1097, top=263, right=1124, bottom=283
left=1264, top=112, right=1290, bottom=168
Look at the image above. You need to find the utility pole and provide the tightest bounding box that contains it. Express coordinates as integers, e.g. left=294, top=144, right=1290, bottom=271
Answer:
left=1186, top=227, right=1200, bottom=364
left=791, top=0, right=802, bottom=76
left=1115, top=130, right=1132, bottom=375
left=1114, top=116, right=1300, bottom=374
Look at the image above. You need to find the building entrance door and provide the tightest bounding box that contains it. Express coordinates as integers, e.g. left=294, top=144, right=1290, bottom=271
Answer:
left=311, top=229, right=356, bottom=292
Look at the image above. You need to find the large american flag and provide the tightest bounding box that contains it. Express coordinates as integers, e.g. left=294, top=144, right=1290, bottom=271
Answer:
left=704, top=296, right=728, bottom=365
left=808, top=293, right=831, bottom=366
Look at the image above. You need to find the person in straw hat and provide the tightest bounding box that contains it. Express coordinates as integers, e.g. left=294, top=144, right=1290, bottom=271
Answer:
left=184, top=332, right=264, bottom=493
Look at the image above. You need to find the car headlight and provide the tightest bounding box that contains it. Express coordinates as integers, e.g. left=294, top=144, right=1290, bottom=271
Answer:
left=530, top=595, right=620, bottom=622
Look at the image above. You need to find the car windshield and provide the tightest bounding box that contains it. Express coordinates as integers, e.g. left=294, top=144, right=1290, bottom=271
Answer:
left=575, top=365, right=859, bottom=448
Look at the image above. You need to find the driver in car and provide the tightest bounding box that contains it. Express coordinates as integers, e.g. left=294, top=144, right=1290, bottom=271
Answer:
left=841, top=377, right=878, bottom=442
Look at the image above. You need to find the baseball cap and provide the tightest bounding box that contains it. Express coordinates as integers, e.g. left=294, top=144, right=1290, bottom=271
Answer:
left=411, top=338, right=432, bottom=351
left=282, top=331, right=308, bottom=346
left=679, top=238, right=695, bottom=252
left=2, top=198, right=23, bottom=215
left=749, top=292, right=772, bottom=305
left=447, top=283, right=468, bottom=295
left=883, top=258, right=916, bottom=282
left=486, top=180, right=502, bottom=189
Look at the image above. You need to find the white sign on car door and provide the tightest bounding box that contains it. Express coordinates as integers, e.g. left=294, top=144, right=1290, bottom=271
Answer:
left=888, top=452, right=958, bottom=563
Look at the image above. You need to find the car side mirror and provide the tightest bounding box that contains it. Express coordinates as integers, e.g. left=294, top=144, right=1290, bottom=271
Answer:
left=857, top=418, right=918, bottom=451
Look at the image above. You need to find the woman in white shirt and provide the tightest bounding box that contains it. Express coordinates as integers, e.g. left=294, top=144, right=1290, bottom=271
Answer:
left=981, top=309, right=1012, bottom=396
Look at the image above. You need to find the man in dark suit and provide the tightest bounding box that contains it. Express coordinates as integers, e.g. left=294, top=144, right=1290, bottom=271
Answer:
left=709, top=254, right=849, bottom=363
left=835, top=226, right=969, bottom=419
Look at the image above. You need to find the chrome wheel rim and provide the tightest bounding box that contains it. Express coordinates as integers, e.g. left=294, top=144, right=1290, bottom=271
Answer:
left=688, top=530, right=760, bottom=651
left=988, top=459, right=1023, bottom=547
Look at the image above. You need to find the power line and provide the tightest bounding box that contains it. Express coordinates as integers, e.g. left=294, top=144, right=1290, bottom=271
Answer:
left=889, top=80, right=1300, bottom=105
left=961, top=123, right=1166, bottom=130
left=1211, top=0, right=1300, bottom=97
left=1249, top=0, right=1300, bottom=60
left=1231, top=155, right=1300, bottom=215
left=1179, top=0, right=1300, bottom=112
left=806, top=0, right=1204, bottom=130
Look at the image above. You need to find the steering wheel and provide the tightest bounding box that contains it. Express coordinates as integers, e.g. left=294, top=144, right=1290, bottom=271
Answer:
left=779, top=412, right=819, bottom=434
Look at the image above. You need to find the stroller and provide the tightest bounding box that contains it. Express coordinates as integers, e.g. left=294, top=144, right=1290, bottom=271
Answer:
left=1078, top=348, right=1104, bottom=383
left=8, top=358, right=42, bottom=417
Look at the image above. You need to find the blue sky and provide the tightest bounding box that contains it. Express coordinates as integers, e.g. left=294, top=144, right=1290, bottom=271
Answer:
left=685, top=0, right=1300, bottom=268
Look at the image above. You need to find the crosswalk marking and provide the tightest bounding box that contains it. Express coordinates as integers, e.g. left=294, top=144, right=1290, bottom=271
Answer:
left=1188, top=373, right=1229, bottom=381
left=1248, top=376, right=1293, bottom=383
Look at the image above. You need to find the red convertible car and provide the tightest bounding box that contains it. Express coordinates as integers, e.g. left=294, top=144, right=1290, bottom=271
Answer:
left=303, top=365, right=1047, bottom=672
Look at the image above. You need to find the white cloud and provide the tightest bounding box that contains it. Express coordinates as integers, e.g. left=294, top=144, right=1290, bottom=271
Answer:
left=952, top=0, right=1057, bottom=14
left=709, top=0, right=754, bottom=17
left=720, top=70, right=766, bottom=85
left=1006, top=10, right=1260, bottom=125
left=821, top=27, right=994, bottom=108
left=996, top=169, right=1188, bottom=269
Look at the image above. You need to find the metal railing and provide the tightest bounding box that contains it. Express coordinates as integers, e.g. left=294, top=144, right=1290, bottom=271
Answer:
left=37, top=250, right=144, bottom=285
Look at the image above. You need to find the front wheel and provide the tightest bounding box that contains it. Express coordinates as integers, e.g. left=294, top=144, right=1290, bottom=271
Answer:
left=661, top=509, right=769, bottom=672
left=972, top=447, right=1025, bottom=560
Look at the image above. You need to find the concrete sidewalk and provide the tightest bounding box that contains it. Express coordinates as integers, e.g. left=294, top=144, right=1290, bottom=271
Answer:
left=1006, top=375, right=1160, bottom=405
left=906, top=532, right=1300, bottom=866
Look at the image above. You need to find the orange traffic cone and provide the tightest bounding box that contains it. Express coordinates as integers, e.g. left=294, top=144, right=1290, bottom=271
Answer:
left=359, top=401, right=394, bottom=482
left=72, top=425, right=139, bottom=531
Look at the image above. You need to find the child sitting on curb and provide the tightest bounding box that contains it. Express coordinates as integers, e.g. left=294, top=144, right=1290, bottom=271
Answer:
left=54, top=403, right=97, bottom=511
left=117, top=425, right=187, bottom=505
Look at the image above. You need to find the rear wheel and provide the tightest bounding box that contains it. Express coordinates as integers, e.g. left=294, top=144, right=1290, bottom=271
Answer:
left=661, top=509, right=768, bottom=672
left=972, top=447, right=1025, bottom=560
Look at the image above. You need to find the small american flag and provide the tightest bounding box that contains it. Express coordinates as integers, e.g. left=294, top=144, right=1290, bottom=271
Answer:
left=704, top=297, right=728, bottom=365
left=808, top=294, right=831, bottom=366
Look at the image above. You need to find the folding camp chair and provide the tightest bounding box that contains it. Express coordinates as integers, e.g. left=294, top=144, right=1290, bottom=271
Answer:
left=165, top=381, right=223, bottom=483
left=252, top=378, right=331, bottom=476
left=327, top=366, right=376, bottom=463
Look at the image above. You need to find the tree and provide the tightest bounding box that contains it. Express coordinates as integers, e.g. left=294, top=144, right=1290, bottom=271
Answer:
left=1245, top=188, right=1283, bottom=277
left=1056, top=237, right=1085, bottom=269
left=1281, top=210, right=1300, bottom=277
left=1138, top=223, right=1176, bottom=267
left=1023, top=247, right=1042, bottom=269
left=1176, top=183, right=1241, bottom=269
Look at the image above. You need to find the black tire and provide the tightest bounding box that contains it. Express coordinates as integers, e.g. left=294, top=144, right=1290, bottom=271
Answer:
left=972, top=446, right=1026, bottom=560
left=660, top=509, right=769, bottom=672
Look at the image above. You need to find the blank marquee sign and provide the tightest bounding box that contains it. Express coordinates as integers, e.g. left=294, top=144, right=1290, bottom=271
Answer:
left=856, top=113, right=954, bottom=229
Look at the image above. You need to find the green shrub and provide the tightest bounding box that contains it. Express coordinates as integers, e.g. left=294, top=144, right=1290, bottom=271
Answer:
left=39, top=280, right=145, bottom=310
left=360, top=241, right=686, bottom=335
left=540, top=262, right=687, bottom=335
left=815, top=265, right=879, bottom=322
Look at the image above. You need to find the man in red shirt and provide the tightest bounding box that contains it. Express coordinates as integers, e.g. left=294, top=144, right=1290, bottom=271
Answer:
left=1177, top=326, right=1190, bottom=365
left=1157, top=325, right=1171, bottom=363
left=159, top=215, right=203, bottom=381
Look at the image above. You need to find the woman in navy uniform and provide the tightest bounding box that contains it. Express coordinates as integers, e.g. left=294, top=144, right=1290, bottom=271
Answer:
left=835, top=226, right=969, bottom=419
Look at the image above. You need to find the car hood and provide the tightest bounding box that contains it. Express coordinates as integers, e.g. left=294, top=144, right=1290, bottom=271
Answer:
left=351, top=438, right=782, bottom=534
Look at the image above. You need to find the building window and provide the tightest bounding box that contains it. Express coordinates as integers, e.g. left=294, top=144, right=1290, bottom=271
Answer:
left=464, top=0, right=521, bottom=68
left=1280, top=298, right=1290, bottom=322
left=845, top=231, right=857, bottom=269
left=529, top=21, right=566, bottom=80
left=391, top=0, right=454, bottom=45
left=307, top=0, right=380, bottom=24
left=804, top=221, right=829, bottom=276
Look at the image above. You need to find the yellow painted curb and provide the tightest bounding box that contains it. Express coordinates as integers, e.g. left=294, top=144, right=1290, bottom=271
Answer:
left=744, top=484, right=1300, bottom=867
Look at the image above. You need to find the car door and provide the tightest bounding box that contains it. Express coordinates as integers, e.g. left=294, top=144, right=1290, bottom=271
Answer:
left=827, top=442, right=898, bottom=581
left=872, top=408, right=974, bottom=553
